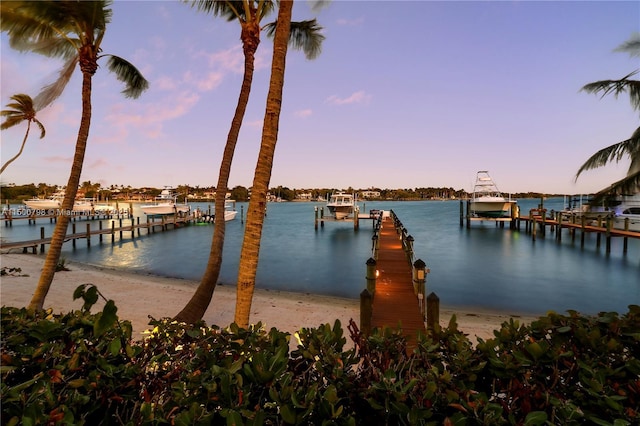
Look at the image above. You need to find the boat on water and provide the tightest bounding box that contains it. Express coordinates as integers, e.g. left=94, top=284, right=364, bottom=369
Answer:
left=563, top=193, right=640, bottom=232
left=24, top=192, right=116, bottom=214
left=326, top=192, right=356, bottom=220
left=140, top=188, right=190, bottom=216
left=470, top=171, right=516, bottom=218
left=194, top=200, right=237, bottom=223
left=609, top=194, right=640, bottom=232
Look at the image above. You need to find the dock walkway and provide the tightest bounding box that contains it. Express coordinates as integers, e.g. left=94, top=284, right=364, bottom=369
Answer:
left=370, top=214, right=426, bottom=350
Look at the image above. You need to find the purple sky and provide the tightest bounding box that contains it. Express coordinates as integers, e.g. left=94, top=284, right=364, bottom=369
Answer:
left=1, top=0, right=638, bottom=194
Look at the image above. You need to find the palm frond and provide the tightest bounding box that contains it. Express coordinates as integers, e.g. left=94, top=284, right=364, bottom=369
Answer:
left=34, top=119, right=46, bottom=139
left=614, top=32, right=640, bottom=57
left=265, top=19, right=325, bottom=60
left=592, top=170, right=640, bottom=202
left=186, top=0, right=242, bottom=21
left=0, top=115, right=25, bottom=131
left=104, top=55, right=150, bottom=99
left=575, top=130, right=640, bottom=179
left=33, top=55, right=79, bottom=111
left=581, top=70, right=640, bottom=112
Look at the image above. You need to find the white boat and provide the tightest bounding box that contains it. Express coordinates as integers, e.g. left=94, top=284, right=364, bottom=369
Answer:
left=194, top=200, right=237, bottom=223
left=610, top=193, right=640, bottom=232
left=470, top=171, right=516, bottom=218
left=222, top=200, right=238, bottom=221
left=23, top=195, right=62, bottom=210
left=326, top=192, right=355, bottom=220
left=141, top=188, right=190, bottom=216
left=24, top=192, right=113, bottom=214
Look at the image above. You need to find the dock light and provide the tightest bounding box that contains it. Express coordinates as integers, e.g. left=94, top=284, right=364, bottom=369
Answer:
left=413, top=259, right=427, bottom=281
left=376, top=270, right=379, bottom=278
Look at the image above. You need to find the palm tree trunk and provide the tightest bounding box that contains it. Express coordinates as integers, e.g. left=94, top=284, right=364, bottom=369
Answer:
left=235, top=0, right=292, bottom=328
left=0, top=122, right=31, bottom=175
left=29, top=71, right=92, bottom=311
left=174, top=20, right=261, bottom=324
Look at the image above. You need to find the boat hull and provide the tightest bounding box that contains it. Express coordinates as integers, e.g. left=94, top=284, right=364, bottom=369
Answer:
left=470, top=201, right=514, bottom=218
left=327, top=206, right=353, bottom=220
left=141, top=204, right=190, bottom=215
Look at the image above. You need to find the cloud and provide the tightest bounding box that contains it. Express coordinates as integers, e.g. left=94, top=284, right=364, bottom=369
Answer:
left=326, top=90, right=372, bottom=105
left=294, top=109, right=313, bottom=118
left=99, top=91, right=201, bottom=142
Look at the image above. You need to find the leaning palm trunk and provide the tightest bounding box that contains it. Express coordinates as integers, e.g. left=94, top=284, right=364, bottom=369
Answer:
left=235, top=0, right=292, bottom=328
left=0, top=122, right=31, bottom=174
left=174, top=21, right=261, bottom=324
left=29, top=72, right=93, bottom=312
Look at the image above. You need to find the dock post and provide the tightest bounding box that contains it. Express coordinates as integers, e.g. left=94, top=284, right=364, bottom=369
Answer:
left=314, top=206, right=318, bottom=230
left=99, top=221, right=103, bottom=243
left=459, top=200, right=463, bottom=227
left=131, top=217, right=135, bottom=238
left=426, top=292, right=440, bottom=335
left=137, top=217, right=141, bottom=236
left=596, top=216, right=603, bottom=248
left=466, top=199, right=471, bottom=228
left=556, top=212, right=562, bottom=242
left=40, top=227, right=45, bottom=253
left=86, top=223, right=90, bottom=247
left=366, top=257, right=377, bottom=296
left=111, top=220, right=115, bottom=242
left=241, top=205, right=244, bottom=224
left=360, top=289, right=372, bottom=336
left=72, top=223, right=77, bottom=248
left=405, top=235, right=414, bottom=263
left=606, top=216, right=612, bottom=254
left=320, top=207, right=324, bottom=228
left=580, top=216, right=586, bottom=248
left=119, top=218, right=124, bottom=239
left=541, top=209, right=546, bottom=237
left=623, top=218, right=629, bottom=253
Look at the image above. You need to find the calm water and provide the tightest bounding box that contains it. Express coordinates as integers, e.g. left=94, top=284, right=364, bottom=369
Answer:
left=2, top=198, right=638, bottom=315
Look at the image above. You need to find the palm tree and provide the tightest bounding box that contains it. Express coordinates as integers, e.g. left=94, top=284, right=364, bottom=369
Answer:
left=0, top=94, right=45, bottom=175
left=235, top=0, right=293, bottom=328
left=174, top=0, right=324, bottom=324
left=576, top=34, right=640, bottom=199
left=1, top=1, right=149, bottom=311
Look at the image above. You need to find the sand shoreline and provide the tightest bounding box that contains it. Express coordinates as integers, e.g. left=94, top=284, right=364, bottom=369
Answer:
left=1, top=252, right=541, bottom=346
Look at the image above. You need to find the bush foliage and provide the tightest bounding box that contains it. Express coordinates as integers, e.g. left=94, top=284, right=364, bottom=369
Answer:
left=1, top=285, right=638, bottom=425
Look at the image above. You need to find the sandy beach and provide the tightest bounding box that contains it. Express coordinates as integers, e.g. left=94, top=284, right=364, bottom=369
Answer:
left=1, top=252, right=540, bottom=347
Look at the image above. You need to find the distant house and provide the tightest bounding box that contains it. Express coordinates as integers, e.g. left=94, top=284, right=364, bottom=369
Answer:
left=360, top=190, right=381, bottom=199
left=297, top=192, right=312, bottom=201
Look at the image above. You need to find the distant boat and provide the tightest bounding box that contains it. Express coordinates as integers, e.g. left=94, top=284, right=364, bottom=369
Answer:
left=23, top=191, right=114, bottom=214
left=141, top=187, right=190, bottom=216
left=326, top=192, right=355, bottom=220
left=23, top=192, right=63, bottom=210
left=222, top=200, right=238, bottom=221
left=470, top=171, right=516, bottom=218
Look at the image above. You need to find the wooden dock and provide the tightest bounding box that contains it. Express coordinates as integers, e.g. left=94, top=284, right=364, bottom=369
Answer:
left=517, top=209, right=640, bottom=254
left=362, top=211, right=428, bottom=351
left=0, top=214, right=196, bottom=254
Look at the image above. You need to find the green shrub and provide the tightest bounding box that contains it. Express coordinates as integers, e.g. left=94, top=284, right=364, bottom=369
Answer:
left=1, top=285, right=638, bottom=425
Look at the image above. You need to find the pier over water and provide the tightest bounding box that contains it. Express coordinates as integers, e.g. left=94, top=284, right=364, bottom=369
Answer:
left=360, top=211, right=429, bottom=352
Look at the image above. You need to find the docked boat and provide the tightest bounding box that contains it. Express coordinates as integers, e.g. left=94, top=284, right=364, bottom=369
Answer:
left=23, top=191, right=64, bottom=210
left=24, top=192, right=113, bottom=214
left=221, top=200, right=238, bottom=221
left=610, top=193, right=640, bottom=232
left=326, top=192, right=355, bottom=220
left=470, top=171, right=516, bottom=218
left=140, top=188, right=190, bottom=216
